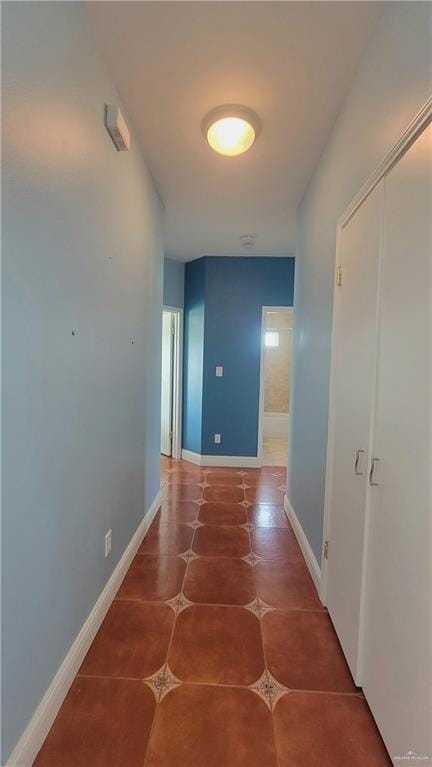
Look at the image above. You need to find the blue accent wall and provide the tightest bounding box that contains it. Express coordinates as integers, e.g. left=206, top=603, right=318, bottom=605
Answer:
left=163, top=257, right=185, bottom=308
left=183, top=257, right=295, bottom=457
left=203, top=258, right=295, bottom=455
left=182, top=258, right=205, bottom=453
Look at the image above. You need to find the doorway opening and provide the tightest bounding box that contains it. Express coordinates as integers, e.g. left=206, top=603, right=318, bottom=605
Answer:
left=258, top=307, right=293, bottom=467
left=160, top=306, right=183, bottom=460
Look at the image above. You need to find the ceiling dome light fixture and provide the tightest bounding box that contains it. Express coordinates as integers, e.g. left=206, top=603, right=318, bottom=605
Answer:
left=202, top=105, right=260, bottom=157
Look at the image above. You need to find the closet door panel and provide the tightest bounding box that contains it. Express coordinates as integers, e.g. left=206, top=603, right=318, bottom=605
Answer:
left=363, top=123, right=431, bottom=762
left=325, top=181, right=383, bottom=681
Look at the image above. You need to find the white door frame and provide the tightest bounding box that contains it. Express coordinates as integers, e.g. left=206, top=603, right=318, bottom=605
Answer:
left=257, top=305, right=294, bottom=464
left=321, top=96, right=432, bottom=605
left=162, top=306, right=183, bottom=460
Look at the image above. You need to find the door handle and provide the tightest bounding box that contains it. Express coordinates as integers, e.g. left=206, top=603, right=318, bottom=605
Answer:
left=354, top=449, right=365, bottom=475
left=369, top=457, right=380, bottom=486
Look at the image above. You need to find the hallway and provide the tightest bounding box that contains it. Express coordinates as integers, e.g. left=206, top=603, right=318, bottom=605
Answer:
left=34, top=459, right=390, bottom=766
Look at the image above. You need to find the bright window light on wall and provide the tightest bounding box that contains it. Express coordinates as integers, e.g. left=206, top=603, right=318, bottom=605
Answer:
left=265, top=331, right=279, bottom=347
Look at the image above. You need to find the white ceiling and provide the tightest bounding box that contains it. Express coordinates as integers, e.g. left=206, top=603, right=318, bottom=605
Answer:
left=88, top=2, right=383, bottom=261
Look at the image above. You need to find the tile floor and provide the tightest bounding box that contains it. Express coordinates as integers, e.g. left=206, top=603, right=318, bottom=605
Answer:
left=262, top=436, right=288, bottom=467
left=33, top=458, right=391, bottom=767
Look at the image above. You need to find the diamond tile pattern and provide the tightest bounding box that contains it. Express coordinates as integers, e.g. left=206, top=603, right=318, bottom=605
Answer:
left=34, top=459, right=391, bottom=767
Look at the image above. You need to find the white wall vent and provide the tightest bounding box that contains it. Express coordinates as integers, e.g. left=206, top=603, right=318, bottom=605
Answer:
left=240, top=234, right=256, bottom=248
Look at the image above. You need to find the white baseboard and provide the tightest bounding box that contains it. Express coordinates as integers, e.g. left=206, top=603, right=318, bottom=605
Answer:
left=284, top=495, right=322, bottom=596
left=181, top=449, right=260, bottom=468
left=6, top=489, right=162, bottom=767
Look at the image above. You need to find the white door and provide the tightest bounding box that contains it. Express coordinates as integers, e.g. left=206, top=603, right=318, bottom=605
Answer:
left=325, top=181, right=384, bottom=681
left=161, top=310, right=174, bottom=456
left=362, top=124, right=431, bottom=763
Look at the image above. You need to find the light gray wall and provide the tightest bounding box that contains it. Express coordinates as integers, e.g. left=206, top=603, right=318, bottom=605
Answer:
left=163, top=257, right=185, bottom=308
left=288, top=1, right=432, bottom=562
left=2, top=2, right=164, bottom=761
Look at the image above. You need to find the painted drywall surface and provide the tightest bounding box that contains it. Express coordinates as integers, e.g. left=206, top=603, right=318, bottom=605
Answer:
left=2, top=2, right=164, bottom=761
left=288, top=1, right=432, bottom=562
left=182, top=258, right=205, bottom=453
left=163, top=257, right=185, bottom=308
left=201, top=257, right=295, bottom=456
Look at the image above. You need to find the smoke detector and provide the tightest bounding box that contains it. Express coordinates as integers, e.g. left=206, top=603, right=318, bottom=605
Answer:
left=240, top=234, right=256, bottom=249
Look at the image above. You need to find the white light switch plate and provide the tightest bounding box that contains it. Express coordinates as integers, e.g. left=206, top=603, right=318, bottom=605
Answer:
left=214, top=434, right=221, bottom=444
left=215, top=366, right=223, bottom=377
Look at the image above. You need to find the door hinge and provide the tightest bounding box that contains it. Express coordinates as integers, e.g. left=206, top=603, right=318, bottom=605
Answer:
left=171, top=325, right=175, bottom=336
left=169, top=431, right=174, bottom=439
left=336, top=266, right=342, bottom=286
left=323, top=540, right=329, bottom=560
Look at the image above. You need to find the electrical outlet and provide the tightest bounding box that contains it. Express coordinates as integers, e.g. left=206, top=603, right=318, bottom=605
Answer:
left=105, top=530, right=112, bottom=558
left=214, top=433, right=221, bottom=444
left=215, top=366, right=223, bottom=377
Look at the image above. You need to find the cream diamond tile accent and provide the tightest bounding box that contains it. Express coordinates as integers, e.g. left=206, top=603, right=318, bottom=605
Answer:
left=240, top=521, right=254, bottom=531
left=242, top=552, right=262, bottom=567
left=244, top=597, right=274, bottom=618
left=243, top=599, right=262, bottom=618
left=199, top=481, right=209, bottom=488
left=179, top=549, right=200, bottom=563
left=240, top=483, right=250, bottom=490
left=196, top=498, right=206, bottom=506
left=240, top=499, right=252, bottom=508
left=249, top=670, right=289, bottom=710
left=144, top=665, right=166, bottom=701
left=144, top=664, right=182, bottom=702
left=187, top=519, right=204, bottom=529
left=257, top=598, right=274, bottom=617
left=166, top=592, right=194, bottom=614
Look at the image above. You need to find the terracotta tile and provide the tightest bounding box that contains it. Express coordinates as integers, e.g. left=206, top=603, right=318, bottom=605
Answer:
left=203, top=485, right=244, bottom=503
left=169, top=604, right=264, bottom=685
left=79, top=601, right=173, bottom=679
left=199, top=501, right=247, bottom=526
left=173, top=459, right=201, bottom=471
left=116, top=554, right=186, bottom=602
left=34, top=677, right=155, bottom=767
left=160, top=470, right=170, bottom=487
left=254, top=559, right=323, bottom=610
left=205, top=472, right=243, bottom=486
left=262, top=610, right=356, bottom=692
left=245, top=486, right=285, bottom=504
left=145, top=684, right=278, bottom=767
left=193, top=525, right=250, bottom=558
left=251, top=528, right=302, bottom=560
left=169, top=465, right=203, bottom=480
left=204, top=466, right=243, bottom=473
left=248, top=503, right=289, bottom=528
left=154, top=500, right=199, bottom=524
left=243, top=471, right=282, bottom=486
left=160, top=456, right=176, bottom=469
left=164, top=483, right=202, bottom=502
left=273, top=692, right=391, bottom=767
left=139, top=523, right=193, bottom=555
left=168, top=471, right=206, bottom=485
left=183, top=556, right=256, bottom=605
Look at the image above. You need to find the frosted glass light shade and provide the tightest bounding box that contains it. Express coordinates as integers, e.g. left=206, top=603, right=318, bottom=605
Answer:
left=202, top=106, right=260, bottom=157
